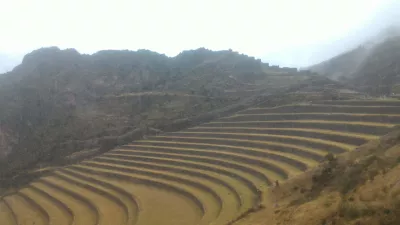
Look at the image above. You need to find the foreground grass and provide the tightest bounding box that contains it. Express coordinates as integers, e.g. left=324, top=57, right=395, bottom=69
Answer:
left=232, top=129, right=400, bottom=225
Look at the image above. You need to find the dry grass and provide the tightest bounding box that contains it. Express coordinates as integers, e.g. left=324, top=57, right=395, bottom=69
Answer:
left=152, top=135, right=327, bottom=160
left=90, top=156, right=243, bottom=224
left=108, top=149, right=279, bottom=185
left=61, top=167, right=140, bottom=225
left=18, top=187, right=70, bottom=225
left=3, top=194, right=48, bottom=225
left=230, top=112, right=400, bottom=117
left=72, top=163, right=214, bottom=224
left=100, top=150, right=265, bottom=202
left=0, top=200, right=17, bottom=225
left=124, top=183, right=201, bottom=225
left=31, top=180, right=97, bottom=225
left=51, top=171, right=128, bottom=225
left=174, top=131, right=356, bottom=151
left=232, top=129, right=400, bottom=225
left=136, top=139, right=318, bottom=167
left=127, top=144, right=300, bottom=177
left=3, top=100, right=400, bottom=225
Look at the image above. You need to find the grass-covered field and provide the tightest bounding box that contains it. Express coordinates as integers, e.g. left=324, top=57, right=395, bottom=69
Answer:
left=1, top=99, right=399, bottom=225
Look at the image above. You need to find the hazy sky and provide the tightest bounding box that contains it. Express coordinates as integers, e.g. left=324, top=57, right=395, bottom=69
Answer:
left=1, top=0, right=399, bottom=70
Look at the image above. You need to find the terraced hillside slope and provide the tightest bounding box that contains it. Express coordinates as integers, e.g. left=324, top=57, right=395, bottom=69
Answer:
left=0, top=47, right=315, bottom=179
left=1, top=99, right=400, bottom=225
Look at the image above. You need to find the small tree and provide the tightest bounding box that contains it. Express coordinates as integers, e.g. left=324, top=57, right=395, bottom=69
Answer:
left=325, top=153, right=338, bottom=168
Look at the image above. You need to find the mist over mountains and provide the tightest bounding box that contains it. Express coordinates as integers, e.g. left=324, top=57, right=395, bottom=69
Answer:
left=0, top=53, right=21, bottom=73
left=308, top=24, right=400, bottom=95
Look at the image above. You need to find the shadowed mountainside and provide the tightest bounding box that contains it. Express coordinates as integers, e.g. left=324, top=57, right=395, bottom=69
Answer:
left=0, top=47, right=310, bottom=177
left=309, top=26, right=400, bottom=96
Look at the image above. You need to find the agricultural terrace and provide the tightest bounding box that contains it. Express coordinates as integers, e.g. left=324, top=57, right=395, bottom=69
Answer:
left=1, top=99, right=399, bottom=225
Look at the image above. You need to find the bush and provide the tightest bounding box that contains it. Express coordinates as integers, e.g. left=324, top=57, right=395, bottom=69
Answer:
left=325, top=153, right=338, bottom=168
left=117, top=128, right=145, bottom=145
left=339, top=202, right=361, bottom=219
left=99, top=136, right=118, bottom=152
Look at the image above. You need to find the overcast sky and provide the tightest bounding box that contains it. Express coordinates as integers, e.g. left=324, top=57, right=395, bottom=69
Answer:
left=0, top=0, right=399, bottom=71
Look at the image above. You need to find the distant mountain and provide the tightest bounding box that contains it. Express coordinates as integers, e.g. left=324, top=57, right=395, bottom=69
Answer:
left=309, top=25, right=400, bottom=95
left=0, top=47, right=308, bottom=176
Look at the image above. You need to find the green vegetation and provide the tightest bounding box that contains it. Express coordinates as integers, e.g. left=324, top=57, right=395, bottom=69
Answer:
left=0, top=47, right=315, bottom=180
left=2, top=96, right=400, bottom=225
left=3, top=44, right=400, bottom=225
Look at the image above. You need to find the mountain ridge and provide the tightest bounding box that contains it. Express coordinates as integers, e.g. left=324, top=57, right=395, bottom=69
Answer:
left=308, top=25, right=400, bottom=95
left=0, top=46, right=310, bottom=177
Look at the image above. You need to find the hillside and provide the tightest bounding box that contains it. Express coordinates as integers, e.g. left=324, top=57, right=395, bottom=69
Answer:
left=308, top=46, right=368, bottom=79
left=233, top=126, right=400, bottom=225
left=0, top=47, right=312, bottom=178
left=5, top=46, right=394, bottom=225
left=309, top=26, right=400, bottom=96
left=3, top=92, right=400, bottom=224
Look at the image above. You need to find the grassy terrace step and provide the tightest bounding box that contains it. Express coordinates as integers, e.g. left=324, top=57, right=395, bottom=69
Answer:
left=123, top=144, right=296, bottom=178
left=166, top=132, right=353, bottom=154
left=41, top=176, right=103, bottom=225
left=93, top=157, right=250, bottom=211
left=60, top=167, right=140, bottom=225
left=133, top=140, right=315, bottom=169
left=19, top=187, right=69, bottom=225
left=71, top=164, right=213, bottom=225
left=3, top=193, right=48, bottom=225
left=312, top=100, right=400, bottom=106
left=0, top=200, right=17, bottom=225
left=241, top=105, right=400, bottom=114
left=82, top=159, right=242, bottom=225
left=102, top=151, right=263, bottom=203
left=33, top=178, right=99, bottom=225
left=51, top=171, right=127, bottom=225
left=219, top=113, right=400, bottom=124
left=204, top=120, right=392, bottom=136
left=66, top=166, right=202, bottom=225
left=150, top=136, right=325, bottom=161
left=127, top=143, right=305, bottom=175
left=17, top=192, right=50, bottom=225
left=93, top=156, right=249, bottom=212
left=188, top=127, right=374, bottom=146
left=107, top=150, right=275, bottom=185
left=130, top=184, right=201, bottom=225
left=81, top=159, right=237, bottom=223
left=24, top=185, right=74, bottom=225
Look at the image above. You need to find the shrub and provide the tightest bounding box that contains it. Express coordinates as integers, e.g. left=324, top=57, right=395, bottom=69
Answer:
left=99, top=136, right=118, bottom=152
left=339, top=202, right=361, bottom=219
left=325, top=153, right=338, bottom=168
left=368, top=169, right=379, bottom=181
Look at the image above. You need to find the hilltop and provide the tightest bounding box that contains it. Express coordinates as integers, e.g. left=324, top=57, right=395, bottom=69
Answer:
left=0, top=47, right=312, bottom=178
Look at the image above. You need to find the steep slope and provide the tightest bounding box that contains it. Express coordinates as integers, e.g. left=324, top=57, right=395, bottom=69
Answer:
left=2, top=94, right=400, bottom=225
left=0, top=47, right=310, bottom=178
left=353, top=36, right=400, bottom=95
left=309, top=46, right=368, bottom=79
left=309, top=26, right=400, bottom=96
